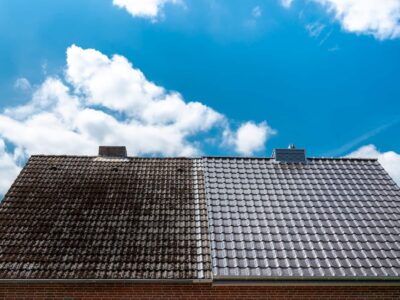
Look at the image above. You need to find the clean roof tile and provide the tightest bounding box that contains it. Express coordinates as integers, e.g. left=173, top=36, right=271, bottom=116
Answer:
left=203, top=157, right=400, bottom=279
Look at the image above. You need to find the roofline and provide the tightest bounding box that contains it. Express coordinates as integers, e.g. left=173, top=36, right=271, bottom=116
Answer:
left=28, top=155, right=378, bottom=161
left=213, top=276, right=400, bottom=286
left=0, top=279, right=213, bottom=284
left=213, top=280, right=400, bottom=286
left=0, top=278, right=398, bottom=286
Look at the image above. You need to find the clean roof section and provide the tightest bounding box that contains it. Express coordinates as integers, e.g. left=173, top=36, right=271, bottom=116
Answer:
left=203, top=156, right=400, bottom=279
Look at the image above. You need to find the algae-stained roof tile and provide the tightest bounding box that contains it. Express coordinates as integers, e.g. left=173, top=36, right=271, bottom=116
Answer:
left=0, top=156, right=211, bottom=280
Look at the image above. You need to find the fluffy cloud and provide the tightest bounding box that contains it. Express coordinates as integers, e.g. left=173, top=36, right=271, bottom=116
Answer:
left=316, top=0, right=400, bottom=39
left=224, top=121, right=275, bottom=155
left=283, top=0, right=400, bottom=40
left=112, top=0, right=181, bottom=19
left=66, top=45, right=222, bottom=134
left=0, top=45, right=273, bottom=194
left=347, top=144, right=400, bottom=185
left=1, top=45, right=223, bottom=158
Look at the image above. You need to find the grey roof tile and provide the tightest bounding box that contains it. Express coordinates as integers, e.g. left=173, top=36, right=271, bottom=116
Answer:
left=204, top=157, right=400, bottom=279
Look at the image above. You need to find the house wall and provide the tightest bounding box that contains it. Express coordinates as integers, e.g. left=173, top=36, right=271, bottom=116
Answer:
left=0, top=283, right=400, bottom=299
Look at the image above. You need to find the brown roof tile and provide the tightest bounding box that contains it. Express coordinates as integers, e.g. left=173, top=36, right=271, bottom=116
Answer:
left=0, top=156, right=211, bottom=280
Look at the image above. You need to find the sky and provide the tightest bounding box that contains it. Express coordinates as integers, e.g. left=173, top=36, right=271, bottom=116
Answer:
left=0, top=0, right=400, bottom=194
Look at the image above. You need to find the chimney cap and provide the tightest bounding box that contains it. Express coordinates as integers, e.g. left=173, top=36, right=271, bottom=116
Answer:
left=98, top=146, right=127, bottom=158
left=272, top=147, right=306, bottom=163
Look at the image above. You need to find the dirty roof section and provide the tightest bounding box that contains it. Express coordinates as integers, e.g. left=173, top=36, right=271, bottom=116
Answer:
left=0, top=156, right=211, bottom=280
left=203, top=157, right=400, bottom=279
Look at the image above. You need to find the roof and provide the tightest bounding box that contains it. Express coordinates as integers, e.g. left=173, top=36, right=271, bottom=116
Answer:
left=0, top=156, right=211, bottom=280
left=0, top=154, right=399, bottom=281
left=204, top=157, right=400, bottom=279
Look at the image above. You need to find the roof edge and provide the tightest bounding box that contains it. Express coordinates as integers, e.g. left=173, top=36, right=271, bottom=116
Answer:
left=0, top=279, right=213, bottom=284
left=213, top=276, right=400, bottom=286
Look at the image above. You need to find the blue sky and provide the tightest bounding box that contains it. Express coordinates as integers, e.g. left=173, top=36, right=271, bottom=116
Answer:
left=0, top=0, right=400, bottom=193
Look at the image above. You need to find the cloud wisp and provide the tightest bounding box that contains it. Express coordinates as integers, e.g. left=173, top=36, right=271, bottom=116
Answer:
left=280, top=0, right=294, bottom=8
left=0, top=45, right=274, bottom=195
left=252, top=6, right=262, bottom=18
left=14, top=78, right=32, bottom=92
left=326, top=119, right=399, bottom=157
left=305, top=22, right=326, bottom=38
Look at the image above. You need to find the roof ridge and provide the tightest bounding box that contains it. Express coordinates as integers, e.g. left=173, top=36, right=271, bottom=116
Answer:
left=203, top=156, right=377, bottom=161
left=307, top=157, right=378, bottom=161
left=30, top=155, right=198, bottom=159
left=29, top=155, right=378, bottom=161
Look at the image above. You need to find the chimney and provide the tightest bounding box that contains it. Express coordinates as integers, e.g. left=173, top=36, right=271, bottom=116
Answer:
left=272, top=144, right=306, bottom=163
left=98, top=146, right=127, bottom=158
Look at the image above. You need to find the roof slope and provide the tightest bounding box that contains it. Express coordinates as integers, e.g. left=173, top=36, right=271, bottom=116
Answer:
left=1, top=154, right=400, bottom=281
left=0, top=156, right=211, bottom=280
left=203, top=157, right=400, bottom=279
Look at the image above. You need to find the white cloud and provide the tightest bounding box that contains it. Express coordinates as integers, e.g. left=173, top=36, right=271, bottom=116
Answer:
left=14, top=78, right=31, bottom=91
left=315, top=0, right=400, bottom=39
left=112, top=0, right=182, bottom=20
left=66, top=45, right=222, bottom=135
left=0, top=45, right=274, bottom=194
left=0, top=139, right=21, bottom=195
left=224, top=121, right=275, bottom=155
left=1, top=46, right=223, bottom=158
left=252, top=6, right=262, bottom=18
left=347, top=144, right=400, bottom=185
left=280, top=0, right=294, bottom=8
left=286, top=0, right=400, bottom=39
